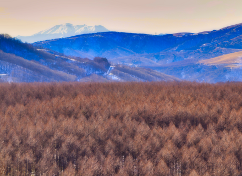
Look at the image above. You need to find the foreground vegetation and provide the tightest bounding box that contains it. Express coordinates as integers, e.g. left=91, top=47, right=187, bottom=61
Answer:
left=0, top=82, right=242, bottom=175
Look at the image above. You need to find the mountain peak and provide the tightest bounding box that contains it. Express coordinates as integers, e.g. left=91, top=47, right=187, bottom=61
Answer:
left=17, top=23, right=109, bottom=43
left=36, top=23, right=109, bottom=36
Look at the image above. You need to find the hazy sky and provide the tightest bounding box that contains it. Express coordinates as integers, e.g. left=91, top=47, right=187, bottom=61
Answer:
left=1, top=0, right=242, bottom=36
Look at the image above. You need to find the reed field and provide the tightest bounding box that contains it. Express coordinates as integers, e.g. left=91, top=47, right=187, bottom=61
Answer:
left=0, top=82, right=242, bottom=175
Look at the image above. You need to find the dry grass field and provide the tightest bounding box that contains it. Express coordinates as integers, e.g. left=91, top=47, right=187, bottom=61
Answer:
left=0, top=82, right=242, bottom=175
left=199, top=51, right=242, bottom=68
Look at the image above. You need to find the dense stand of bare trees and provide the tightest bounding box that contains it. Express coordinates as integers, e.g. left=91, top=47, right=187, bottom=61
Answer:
left=0, top=82, right=242, bottom=175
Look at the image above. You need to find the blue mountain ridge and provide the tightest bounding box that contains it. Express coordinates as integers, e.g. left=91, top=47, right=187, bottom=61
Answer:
left=33, top=23, right=242, bottom=82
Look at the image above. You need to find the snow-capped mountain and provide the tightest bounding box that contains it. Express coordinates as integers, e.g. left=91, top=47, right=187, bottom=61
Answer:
left=16, top=23, right=109, bottom=43
left=36, top=23, right=108, bottom=36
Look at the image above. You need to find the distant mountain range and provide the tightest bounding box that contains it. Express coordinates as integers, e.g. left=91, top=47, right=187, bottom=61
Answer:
left=16, top=23, right=109, bottom=43
left=33, top=23, right=242, bottom=82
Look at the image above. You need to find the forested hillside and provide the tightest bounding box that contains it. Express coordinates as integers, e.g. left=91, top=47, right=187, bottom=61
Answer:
left=0, top=82, right=242, bottom=175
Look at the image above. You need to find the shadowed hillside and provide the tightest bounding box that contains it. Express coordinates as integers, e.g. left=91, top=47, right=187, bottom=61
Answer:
left=0, top=50, right=76, bottom=82
left=0, top=34, right=179, bottom=83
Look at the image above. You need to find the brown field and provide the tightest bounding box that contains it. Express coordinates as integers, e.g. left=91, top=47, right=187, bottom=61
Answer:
left=0, top=82, right=242, bottom=175
left=199, top=51, right=242, bottom=68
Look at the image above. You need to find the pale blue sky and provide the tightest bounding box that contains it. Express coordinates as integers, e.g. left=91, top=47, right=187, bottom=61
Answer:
left=1, top=0, right=242, bottom=36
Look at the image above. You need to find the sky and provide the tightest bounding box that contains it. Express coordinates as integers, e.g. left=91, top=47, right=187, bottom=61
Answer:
left=1, top=0, right=242, bottom=37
